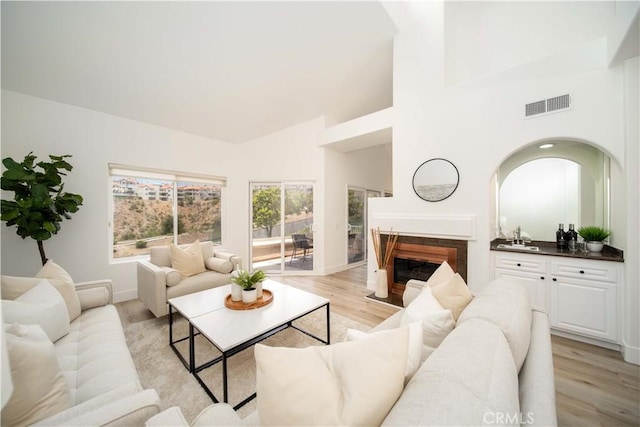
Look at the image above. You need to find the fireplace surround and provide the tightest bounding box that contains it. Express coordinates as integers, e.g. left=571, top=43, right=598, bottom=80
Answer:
left=380, top=234, right=468, bottom=298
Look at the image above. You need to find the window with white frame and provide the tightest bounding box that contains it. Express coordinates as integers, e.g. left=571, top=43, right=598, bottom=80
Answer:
left=109, top=165, right=225, bottom=260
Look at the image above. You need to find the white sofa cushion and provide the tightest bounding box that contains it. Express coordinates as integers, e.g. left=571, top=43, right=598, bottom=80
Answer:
left=401, top=286, right=456, bottom=360
left=2, top=280, right=70, bottom=342
left=255, top=326, right=409, bottom=426
left=457, top=277, right=532, bottom=371
left=383, top=318, right=520, bottom=426
left=165, top=270, right=233, bottom=299
left=170, top=240, right=207, bottom=277
left=346, top=321, right=423, bottom=384
left=54, top=305, right=141, bottom=405
left=2, top=324, right=72, bottom=426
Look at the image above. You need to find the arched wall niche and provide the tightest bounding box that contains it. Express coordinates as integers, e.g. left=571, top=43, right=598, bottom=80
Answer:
left=493, top=138, right=615, bottom=242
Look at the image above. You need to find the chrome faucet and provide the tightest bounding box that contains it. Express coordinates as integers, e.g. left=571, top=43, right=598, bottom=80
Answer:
left=514, top=226, right=522, bottom=245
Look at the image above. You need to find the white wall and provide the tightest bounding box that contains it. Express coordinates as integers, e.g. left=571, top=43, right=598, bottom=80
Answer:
left=623, top=56, right=639, bottom=363
left=237, top=116, right=327, bottom=270
left=0, top=90, right=390, bottom=300
left=444, top=1, right=615, bottom=86
left=378, top=1, right=637, bottom=362
left=0, top=90, right=244, bottom=301
left=323, top=144, right=392, bottom=273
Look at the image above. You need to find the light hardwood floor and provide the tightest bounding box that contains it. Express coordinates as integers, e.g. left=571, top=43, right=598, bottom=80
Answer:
left=119, top=265, right=639, bottom=426
left=274, top=266, right=640, bottom=427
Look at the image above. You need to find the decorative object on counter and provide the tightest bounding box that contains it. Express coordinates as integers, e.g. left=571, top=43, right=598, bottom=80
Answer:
left=556, top=224, right=567, bottom=249
left=566, top=224, right=578, bottom=251
left=230, top=269, right=267, bottom=304
left=412, top=158, right=459, bottom=202
left=577, top=225, right=610, bottom=253
left=371, top=228, right=399, bottom=298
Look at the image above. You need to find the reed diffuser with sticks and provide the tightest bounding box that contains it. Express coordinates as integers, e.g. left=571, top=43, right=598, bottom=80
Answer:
left=370, top=227, right=399, bottom=298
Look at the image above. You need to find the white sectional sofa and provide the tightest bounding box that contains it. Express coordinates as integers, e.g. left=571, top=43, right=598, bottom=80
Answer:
left=1, top=272, right=161, bottom=426
left=137, top=241, right=241, bottom=317
left=146, top=273, right=557, bottom=427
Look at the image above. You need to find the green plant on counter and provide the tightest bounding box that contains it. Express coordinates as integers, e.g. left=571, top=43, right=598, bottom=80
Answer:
left=230, top=269, right=267, bottom=290
left=577, top=226, right=610, bottom=242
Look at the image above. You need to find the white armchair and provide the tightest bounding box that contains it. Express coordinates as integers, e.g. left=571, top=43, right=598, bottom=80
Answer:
left=137, top=241, right=241, bottom=317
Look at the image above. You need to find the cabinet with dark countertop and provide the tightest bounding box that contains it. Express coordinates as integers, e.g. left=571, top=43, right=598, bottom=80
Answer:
left=490, top=240, right=623, bottom=349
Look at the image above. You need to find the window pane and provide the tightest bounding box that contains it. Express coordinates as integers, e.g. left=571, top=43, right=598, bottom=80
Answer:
left=112, top=176, right=174, bottom=258
left=348, top=189, right=366, bottom=264
left=251, top=184, right=282, bottom=273
left=284, top=184, right=314, bottom=272
left=176, top=181, right=222, bottom=245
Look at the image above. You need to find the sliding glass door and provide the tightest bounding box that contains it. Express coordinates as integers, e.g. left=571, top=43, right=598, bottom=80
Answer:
left=348, top=188, right=366, bottom=264
left=251, top=182, right=314, bottom=274
left=347, top=187, right=383, bottom=265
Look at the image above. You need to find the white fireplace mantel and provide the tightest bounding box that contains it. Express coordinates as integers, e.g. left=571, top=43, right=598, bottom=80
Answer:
left=370, top=213, right=477, bottom=241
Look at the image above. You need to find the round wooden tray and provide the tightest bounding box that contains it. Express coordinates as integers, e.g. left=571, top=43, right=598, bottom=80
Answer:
left=225, top=289, right=273, bottom=310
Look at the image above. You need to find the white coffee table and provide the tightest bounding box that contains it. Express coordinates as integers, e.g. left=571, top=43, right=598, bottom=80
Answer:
left=168, top=279, right=330, bottom=409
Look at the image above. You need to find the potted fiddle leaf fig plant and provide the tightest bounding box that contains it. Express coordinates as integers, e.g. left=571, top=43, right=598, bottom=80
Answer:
left=230, top=269, right=267, bottom=303
left=1, top=152, right=84, bottom=265
left=577, top=226, right=610, bottom=253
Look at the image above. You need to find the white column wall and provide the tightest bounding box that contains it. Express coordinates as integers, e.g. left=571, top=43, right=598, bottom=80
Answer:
left=623, top=56, right=639, bottom=364
left=323, top=144, right=392, bottom=274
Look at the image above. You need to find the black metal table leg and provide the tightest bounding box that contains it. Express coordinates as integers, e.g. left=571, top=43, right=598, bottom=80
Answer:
left=169, top=304, right=174, bottom=345
left=326, top=303, right=331, bottom=344
left=222, top=353, right=228, bottom=403
left=189, top=323, right=195, bottom=373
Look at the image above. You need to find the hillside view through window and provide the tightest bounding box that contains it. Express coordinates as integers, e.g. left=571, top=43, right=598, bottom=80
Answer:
left=112, top=175, right=222, bottom=259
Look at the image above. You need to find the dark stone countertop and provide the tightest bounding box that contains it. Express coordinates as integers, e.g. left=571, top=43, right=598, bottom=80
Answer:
left=490, top=239, right=624, bottom=262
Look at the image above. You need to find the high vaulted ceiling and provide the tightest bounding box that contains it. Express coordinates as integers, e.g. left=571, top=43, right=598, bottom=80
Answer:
left=1, top=1, right=396, bottom=143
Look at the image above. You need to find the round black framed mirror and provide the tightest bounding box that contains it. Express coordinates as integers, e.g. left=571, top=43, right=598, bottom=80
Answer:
left=412, top=158, right=459, bottom=202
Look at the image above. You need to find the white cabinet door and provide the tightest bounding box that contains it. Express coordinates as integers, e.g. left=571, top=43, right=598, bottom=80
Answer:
left=495, top=268, right=547, bottom=311
left=549, top=276, right=618, bottom=342
left=492, top=250, right=622, bottom=346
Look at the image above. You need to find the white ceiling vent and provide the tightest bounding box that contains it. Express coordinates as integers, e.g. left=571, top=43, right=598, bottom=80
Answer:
left=525, top=94, right=572, bottom=118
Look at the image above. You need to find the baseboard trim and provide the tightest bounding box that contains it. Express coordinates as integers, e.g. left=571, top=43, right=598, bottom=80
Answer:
left=114, top=289, right=137, bottom=304
left=622, top=342, right=640, bottom=365
left=550, top=329, right=621, bottom=352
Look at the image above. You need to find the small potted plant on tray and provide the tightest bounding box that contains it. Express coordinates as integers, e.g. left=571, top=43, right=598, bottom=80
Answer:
left=577, top=226, right=610, bottom=253
left=231, top=269, right=267, bottom=303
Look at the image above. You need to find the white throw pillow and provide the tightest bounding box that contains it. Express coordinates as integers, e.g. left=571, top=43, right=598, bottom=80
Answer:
left=431, top=273, right=474, bottom=321
left=2, top=280, right=70, bottom=342
left=401, top=286, right=456, bottom=361
left=1, top=324, right=72, bottom=426
left=160, top=267, right=183, bottom=287
left=345, top=321, right=423, bottom=384
left=3, top=260, right=81, bottom=321
left=425, top=260, right=456, bottom=287
left=170, top=241, right=206, bottom=277
left=403, top=261, right=456, bottom=307
left=255, top=326, right=409, bottom=426
left=204, top=257, right=233, bottom=274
